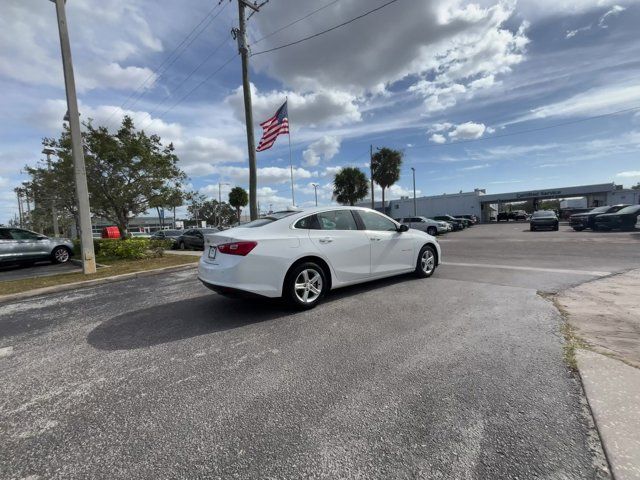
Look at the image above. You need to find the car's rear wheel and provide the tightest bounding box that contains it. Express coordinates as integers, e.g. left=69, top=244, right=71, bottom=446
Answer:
left=553, top=224, right=559, bottom=231
left=530, top=225, right=536, bottom=231
left=415, top=245, right=436, bottom=278
left=426, top=226, right=437, bottom=236
left=285, top=262, right=326, bottom=309
left=572, top=226, right=584, bottom=231
left=52, top=246, right=71, bottom=264
left=179, top=241, right=186, bottom=250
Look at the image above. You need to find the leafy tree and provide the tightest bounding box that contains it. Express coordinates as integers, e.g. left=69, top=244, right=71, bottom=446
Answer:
left=632, top=182, right=640, bottom=190
left=30, top=117, right=187, bottom=237
left=186, top=192, right=207, bottom=227
left=188, top=196, right=236, bottom=226
left=228, top=186, right=248, bottom=222
left=333, top=167, right=369, bottom=206
left=371, top=147, right=403, bottom=210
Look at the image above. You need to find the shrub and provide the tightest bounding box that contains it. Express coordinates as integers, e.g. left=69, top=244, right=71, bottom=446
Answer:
left=72, top=237, right=172, bottom=260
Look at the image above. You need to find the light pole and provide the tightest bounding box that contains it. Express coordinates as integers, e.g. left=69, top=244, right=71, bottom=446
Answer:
left=42, top=148, right=59, bottom=237
left=411, top=167, right=417, bottom=216
left=15, top=188, right=24, bottom=228
left=50, top=0, right=96, bottom=274
left=311, top=183, right=319, bottom=206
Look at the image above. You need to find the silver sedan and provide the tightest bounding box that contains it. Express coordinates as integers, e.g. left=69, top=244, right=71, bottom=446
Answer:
left=0, top=227, right=74, bottom=265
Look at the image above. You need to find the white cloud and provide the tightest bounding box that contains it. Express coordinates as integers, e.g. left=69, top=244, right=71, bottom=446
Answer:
left=429, top=134, right=447, bottom=144
left=226, top=84, right=361, bottom=129
left=516, top=0, right=634, bottom=19
left=321, top=166, right=343, bottom=178
left=459, top=163, right=490, bottom=171
left=302, top=136, right=341, bottom=167
left=598, top=5, right=626, bottom=28
left=212, top=166, right=314, bottom=186
left=525, top=83, right=640, bottom=121
left=616, top=171, right=640, bottom=178
left=449, top=122, right=487, bottom=141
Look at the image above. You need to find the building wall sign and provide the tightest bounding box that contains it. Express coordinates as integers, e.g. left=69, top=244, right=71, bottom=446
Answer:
left=516, top=190, right=562, bottom=199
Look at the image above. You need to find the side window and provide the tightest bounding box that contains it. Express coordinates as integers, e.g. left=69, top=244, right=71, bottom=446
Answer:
left=317, top=210, right=358, bottom=231
left=359, top=211, right=398, bottom=232
left=10, top=229, right=40, bottom=240
left=294, top=215, right=320, bottom=230
left=0, top=229, right=13, bottom=240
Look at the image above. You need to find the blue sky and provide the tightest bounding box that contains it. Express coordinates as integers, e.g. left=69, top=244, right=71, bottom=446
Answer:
left=1, top=0, right=639, bottom=222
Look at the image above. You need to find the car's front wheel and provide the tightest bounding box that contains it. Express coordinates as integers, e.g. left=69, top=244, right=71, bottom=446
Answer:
left=427, top=226, right=437, bottom=236
left=52, top=246, right=71, bottom=264
left=572, top=226, right=584, bottom=231
left=415, top=245, right=437, bottom=278
left=285, top=262, right=326, bottom=309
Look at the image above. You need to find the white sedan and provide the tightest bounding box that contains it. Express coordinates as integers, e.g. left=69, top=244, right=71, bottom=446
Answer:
left=198, top=206, right=442, bottom=309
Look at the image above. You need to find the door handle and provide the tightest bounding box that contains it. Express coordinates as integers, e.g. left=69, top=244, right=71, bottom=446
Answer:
left=370, top=237, right=381, bottom=242
left=319, top=237, right=333, bottom=244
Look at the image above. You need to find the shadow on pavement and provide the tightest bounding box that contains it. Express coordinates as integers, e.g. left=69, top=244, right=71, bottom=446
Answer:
left=87, top=273, right=423, bottom=351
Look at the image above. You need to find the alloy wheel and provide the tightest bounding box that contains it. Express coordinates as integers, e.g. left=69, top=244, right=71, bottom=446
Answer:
left=294, top=268, right=323, bottom=304
left=54, top=248, right=69, bottom=263
left=421, top=249, right=435, bottom=275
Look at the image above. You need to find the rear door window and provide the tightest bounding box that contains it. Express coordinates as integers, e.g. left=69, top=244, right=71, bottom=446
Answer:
left=358, top=211, right=398, bottom=232
left=294, top=215, right=321, bottom=230
left=317, top=210, right=358, bottom=231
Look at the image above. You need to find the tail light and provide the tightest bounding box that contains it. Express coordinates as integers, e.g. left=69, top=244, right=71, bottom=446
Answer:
left=217, top=241, right=257, bottom=256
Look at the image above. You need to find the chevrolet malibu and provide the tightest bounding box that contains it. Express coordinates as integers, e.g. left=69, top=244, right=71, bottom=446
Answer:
left=198, top=207, right=441, bottom=309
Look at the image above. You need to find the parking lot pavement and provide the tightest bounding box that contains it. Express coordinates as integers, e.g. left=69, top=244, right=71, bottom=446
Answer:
left=2, top=223, right=630, bottom=479
left=0, top=261, right=81, bottom=282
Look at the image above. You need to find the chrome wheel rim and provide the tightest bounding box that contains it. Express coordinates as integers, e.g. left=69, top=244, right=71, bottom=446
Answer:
left=421, top=249, right=435, bottom=274
left=55, top=248, right=69, bottom=263
left=294, top=269, right=323, bottom=304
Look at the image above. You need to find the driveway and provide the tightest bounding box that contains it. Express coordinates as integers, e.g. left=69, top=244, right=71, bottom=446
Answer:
left=3, top=224, right=638, bottom=479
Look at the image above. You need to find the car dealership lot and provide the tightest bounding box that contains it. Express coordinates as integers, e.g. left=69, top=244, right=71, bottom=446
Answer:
left=2, top=224, right=638, bottom=478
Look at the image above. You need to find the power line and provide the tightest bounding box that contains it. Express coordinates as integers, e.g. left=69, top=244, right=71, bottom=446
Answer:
left=410, top=105, right=640, bottom=150
left=140, top=54, right=238, bottom=131
left=106, top=0, right=230, bottom=124
left=251, top=0, right=401, bottom=56
left=252, top=0, right=342, bottom=45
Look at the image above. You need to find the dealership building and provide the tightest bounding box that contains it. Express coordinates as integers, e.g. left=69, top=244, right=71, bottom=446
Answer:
left=368, top=183, right=640, bottom=223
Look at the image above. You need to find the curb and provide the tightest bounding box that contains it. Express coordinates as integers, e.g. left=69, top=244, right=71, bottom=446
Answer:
left=0, top=263, right=198, bottom=305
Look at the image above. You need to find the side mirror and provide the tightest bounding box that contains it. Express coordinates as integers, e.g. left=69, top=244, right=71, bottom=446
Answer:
left=398, top=224, right=409, bottom=232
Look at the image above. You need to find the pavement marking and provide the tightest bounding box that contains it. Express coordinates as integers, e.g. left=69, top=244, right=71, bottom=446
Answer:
left=442, top=262, right=611, bottom=277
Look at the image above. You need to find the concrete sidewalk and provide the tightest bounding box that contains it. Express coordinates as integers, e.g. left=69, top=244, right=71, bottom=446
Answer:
left=558, top=269, right=640, bottom=480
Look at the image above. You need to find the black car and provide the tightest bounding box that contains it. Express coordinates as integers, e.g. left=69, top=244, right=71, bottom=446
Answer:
left=530, top=210, right=559, bottom=231
left=594, top=205, right=640, bottom=231
left=460, top=215, right=478, bottom=224
left=150, top=229, right=183, bottom=248
left=569, top=204, right=629, bottom=231
left=177, top=228, right=220, bottom=250
left=433, top=215, right=465, bottom=231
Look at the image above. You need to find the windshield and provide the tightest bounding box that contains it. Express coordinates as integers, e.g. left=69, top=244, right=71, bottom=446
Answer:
left=532, top=211, right=556, bottom=218
left=240, top=211, right=298, bottom=228
left=615, top=205, right=640, bottom=215
left=589, top=206, right=610, bottom=214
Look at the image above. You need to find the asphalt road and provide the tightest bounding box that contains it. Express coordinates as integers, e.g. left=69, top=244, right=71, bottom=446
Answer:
left=0, top=261, right=81, bottom=282
left=3, top=224, right=638, bottom=479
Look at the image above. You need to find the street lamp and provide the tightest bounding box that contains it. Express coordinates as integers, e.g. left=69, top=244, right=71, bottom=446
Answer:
left=311, top=183, right=319, bottom=206
left=411, top=167, right=417, bottom=216
left=42, top=148, right=59, bottom=237
left=49, top=0, right=96, bottom=274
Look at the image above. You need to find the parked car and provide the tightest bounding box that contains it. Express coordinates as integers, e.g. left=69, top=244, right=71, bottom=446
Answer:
left=636, top=214, right=640, bottom=230
left=529, top=210, right=559, bottom=231
left=513, top=210, right=529, bottom=221
left=460, top=215, right=478, bottom=224
left=128, top=231, right=151, bottom=238
left=395, top=216, right=451, bottom=235
left=497, top=212, right=513, bottom=222
left=569, top=204, right=629, bottom=231
left=0, top=227, right=74, bottom=265
left=198, top=207, right=441, bottom=309
left=594, top=205, right=640, bottom=231
left=433, top=215, right=465, bottom=230
left=150, top=229, right=183, bottom=248
left=177, top=228, right=221, bottom=250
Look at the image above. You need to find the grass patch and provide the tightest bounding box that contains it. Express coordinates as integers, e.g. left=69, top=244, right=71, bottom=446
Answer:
left=560, top=321, right=588, bottom=371
left=0, top=255, right=198, bottom=296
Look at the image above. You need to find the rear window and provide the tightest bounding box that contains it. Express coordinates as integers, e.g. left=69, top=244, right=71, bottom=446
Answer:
left=241, top=211, right=298, bottom=228
left=532, top=211, right=556, bottom=218
left=616, top=205, right=640, bottom=215
left=589, top=206, right=610, bottom=214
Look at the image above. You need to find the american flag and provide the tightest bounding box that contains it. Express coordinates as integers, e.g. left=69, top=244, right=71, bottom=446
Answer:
left=256, top=101, right=289, bottom=152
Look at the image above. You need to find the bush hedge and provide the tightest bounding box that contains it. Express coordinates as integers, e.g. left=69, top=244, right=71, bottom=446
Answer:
left=72, top=238, right=173, bottom=260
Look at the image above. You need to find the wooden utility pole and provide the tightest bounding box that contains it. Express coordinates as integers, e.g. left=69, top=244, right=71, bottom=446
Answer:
left=370, top=145, right=375, bottom=209
left=236, top=0, right=260, bottom=220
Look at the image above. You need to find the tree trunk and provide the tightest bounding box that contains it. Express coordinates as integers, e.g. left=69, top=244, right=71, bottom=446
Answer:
left=236, top=206, right=240, bottom=223
left=156, top=206, right=162, bottom=230
left=381, top=187, right=386, bottom=213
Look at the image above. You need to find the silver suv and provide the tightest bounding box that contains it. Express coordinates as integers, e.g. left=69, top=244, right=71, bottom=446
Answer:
left=0, top=227, right=74, bottom=265
left=396, top=216, right=452, bottom=236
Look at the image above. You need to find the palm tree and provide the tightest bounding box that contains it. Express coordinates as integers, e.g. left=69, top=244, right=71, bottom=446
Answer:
left=371, top=147, right=403, bottom=211
left=333, top=167, right=369, bottom=206
left=228, top=186, right=249, bottom=222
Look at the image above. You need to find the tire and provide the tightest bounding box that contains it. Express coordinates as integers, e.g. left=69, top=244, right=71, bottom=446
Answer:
left=284, top=262, right=327, bottom=310
left=572, top=227, right=584, bottom=231
left=553, top=224, right=559, bottom=231
left=530, top=225, right=536, bottom=231
left=426, top=226, right=437, bottom=236
left=415, top=244, right=437, bottom=278
left=51, top=246, right=71, bottom=264
left=179, top=241, right=186, bottom=250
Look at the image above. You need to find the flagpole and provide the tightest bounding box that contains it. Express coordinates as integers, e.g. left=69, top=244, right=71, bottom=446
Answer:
left=286, top=97, right=295, bottom=206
